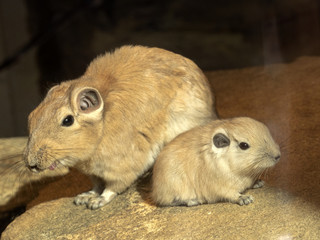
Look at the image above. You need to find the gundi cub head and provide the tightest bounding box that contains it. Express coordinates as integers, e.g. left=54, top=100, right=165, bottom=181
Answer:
left=212, top=117, right=280, bottom=173
left=23, top=45, right=215, bottom=209
left=151, top=117, right=281, bottom=207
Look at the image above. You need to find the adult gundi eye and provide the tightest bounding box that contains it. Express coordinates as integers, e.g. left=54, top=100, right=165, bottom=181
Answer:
left=239, top=142, right=250, bottom=150
left=62, top=115, right=74, bottom=127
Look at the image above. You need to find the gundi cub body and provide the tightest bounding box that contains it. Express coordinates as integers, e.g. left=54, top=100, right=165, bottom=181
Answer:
left=152, top=117, right=280, bottom=207
left=24, top=45, right=216, bottom=209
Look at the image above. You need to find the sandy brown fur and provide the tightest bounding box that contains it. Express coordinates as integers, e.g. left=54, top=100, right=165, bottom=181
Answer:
left=152, top=117, right=280, bottom=207
left=24, top=45, right=216, bottom=209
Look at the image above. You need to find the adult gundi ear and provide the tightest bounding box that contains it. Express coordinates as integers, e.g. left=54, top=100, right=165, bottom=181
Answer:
left=213, top=133, right=230, bottom=148
left=75, top=87, right=103, bottom=115
left=47, top=85, right=59, bottom=95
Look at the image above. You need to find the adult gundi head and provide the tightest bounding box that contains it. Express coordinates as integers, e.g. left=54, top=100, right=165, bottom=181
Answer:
left=23, top=45, right=217, bottom=209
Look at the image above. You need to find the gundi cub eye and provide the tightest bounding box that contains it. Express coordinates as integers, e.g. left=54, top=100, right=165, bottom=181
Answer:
left=239, top=142, right=250, bottom=150
left=62, top=115, right=74, bottom=127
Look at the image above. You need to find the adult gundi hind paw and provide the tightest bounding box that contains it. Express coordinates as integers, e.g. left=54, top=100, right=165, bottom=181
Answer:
left=237, top=195, right=254, bottom=206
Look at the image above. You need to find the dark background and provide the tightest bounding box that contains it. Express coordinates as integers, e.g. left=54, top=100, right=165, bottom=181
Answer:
left=1, top=0, right=320, bottom=137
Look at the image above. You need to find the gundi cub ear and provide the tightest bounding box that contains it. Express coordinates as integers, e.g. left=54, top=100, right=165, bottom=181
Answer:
left=213, top=133, right=230, bottom=148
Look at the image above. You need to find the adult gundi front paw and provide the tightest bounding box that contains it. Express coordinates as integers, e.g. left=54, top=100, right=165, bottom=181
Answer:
left=74, top=191, right=99, bottom=206
left=87, top=196, right=110, bottom=210
left=74, top=189, right=117, bottom=209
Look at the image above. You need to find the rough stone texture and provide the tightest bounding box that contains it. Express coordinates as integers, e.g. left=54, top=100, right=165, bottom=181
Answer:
left=2, top=183, right=320, bottom=240
left=0, top=138, right=90, bottom=212
left=2, top=56, right=320, bottom=239
left=0, top=137, right=29, bottom=209
left=0, top=138, right=66, bottom=210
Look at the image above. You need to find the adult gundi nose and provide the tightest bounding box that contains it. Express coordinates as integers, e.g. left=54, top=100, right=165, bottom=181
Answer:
left=28, top=164, right=41, bottom=173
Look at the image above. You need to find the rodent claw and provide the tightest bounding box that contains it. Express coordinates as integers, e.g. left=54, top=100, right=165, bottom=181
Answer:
left=252, top=180, right=265, bottom=189
left=87, top=196, right=108, bottom=210
left=186, top=199, right=199, bottom=207
left=74, top=191, right=98, bottom=206
left=237, top=195, right=254, bottom=206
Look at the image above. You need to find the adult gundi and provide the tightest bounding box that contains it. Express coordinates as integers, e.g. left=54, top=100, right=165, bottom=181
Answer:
left=23, top=45, right=216, bottom=209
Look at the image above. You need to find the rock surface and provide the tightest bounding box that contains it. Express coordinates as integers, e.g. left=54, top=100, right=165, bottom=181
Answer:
left=3, top=182, right=320, bottom=240
left=0, top=138, right=90, bottom=233
left=0, top=137, right=29, bottom=209
left=0, top=137, right=74, bottom=211
left=2, top=57, right=320, bottom=239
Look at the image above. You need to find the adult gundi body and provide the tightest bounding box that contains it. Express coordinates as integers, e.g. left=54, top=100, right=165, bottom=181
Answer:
left=23, top=45, right=216, bottom=209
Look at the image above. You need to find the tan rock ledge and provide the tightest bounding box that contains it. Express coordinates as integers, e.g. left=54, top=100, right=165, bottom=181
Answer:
left=2, top=180, right=320, bottom=239
left=2, top=56, right=320, bottom=239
